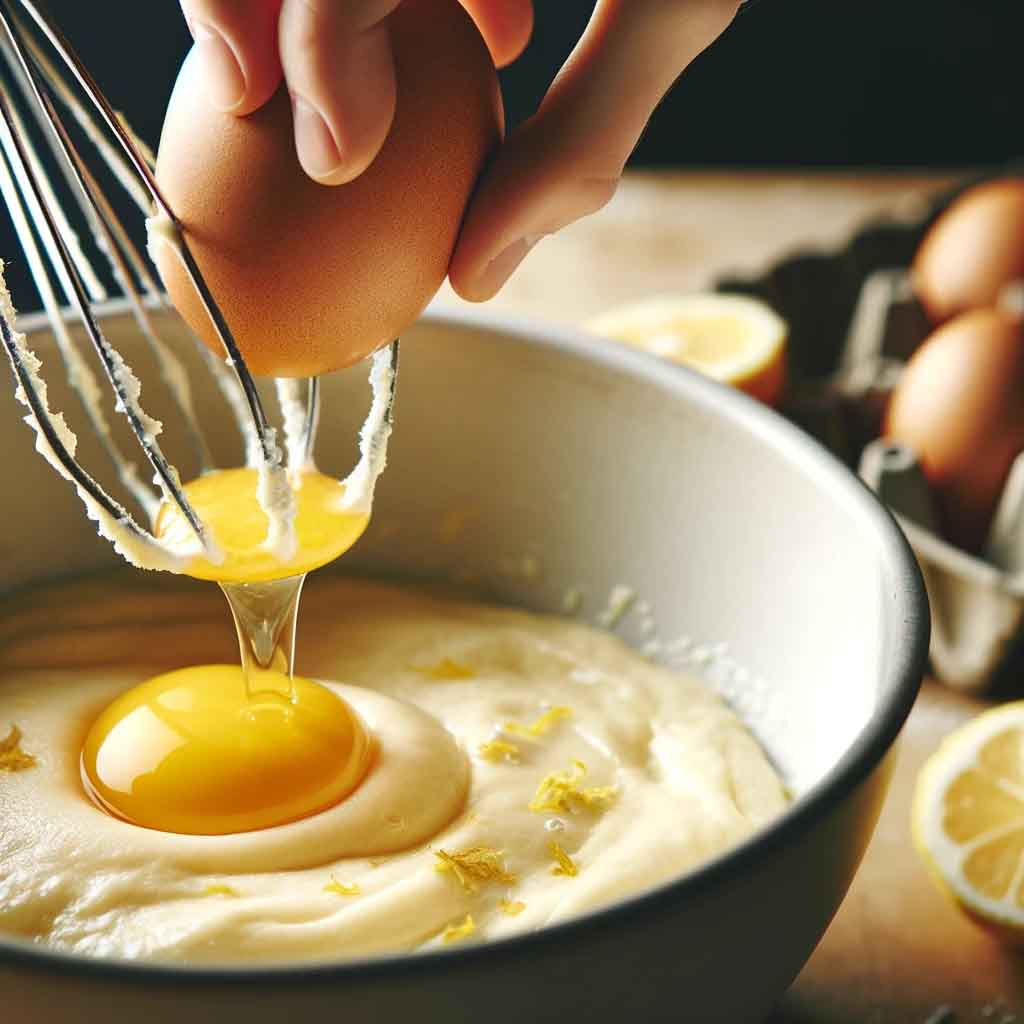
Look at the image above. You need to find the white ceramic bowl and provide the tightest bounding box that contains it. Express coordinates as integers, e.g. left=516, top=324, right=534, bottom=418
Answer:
left=0, top=305, right=928, bottom=1023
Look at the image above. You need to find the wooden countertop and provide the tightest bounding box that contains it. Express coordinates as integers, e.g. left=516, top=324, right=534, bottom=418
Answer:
left=439, top=170, right=1023, bottom=1024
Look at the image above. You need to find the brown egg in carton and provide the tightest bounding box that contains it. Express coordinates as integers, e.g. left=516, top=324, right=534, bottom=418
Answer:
left=715, top=173, right=1024, bottom=694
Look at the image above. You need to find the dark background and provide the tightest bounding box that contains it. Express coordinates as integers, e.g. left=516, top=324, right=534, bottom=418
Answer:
left=45, top=0, right=1021, bottom=168
left=0, top=0, right=1018, bottom=309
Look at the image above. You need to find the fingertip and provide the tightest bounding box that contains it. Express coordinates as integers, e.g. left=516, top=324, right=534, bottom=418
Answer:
left=189, top=23, right=245, bottom=112
left=182, top=0, right=283, bottom=115
left=289, top=87, right=395, bottom=186
left=451, top=145, right=618, bottom=301
left=289, top=94, right=341, bottom=182
left=228, top=70, right=284, bottom=118
left=279, top=3, right=397, bottom=187
left=450, top=235, right=538, bottom=302
left=461, top=0, right=534, bottom=67
left=447, top=202, right=495, bottom=300
left=448, top=247, right=492, bottom=303
left=500, top=0, right=535, bottom=67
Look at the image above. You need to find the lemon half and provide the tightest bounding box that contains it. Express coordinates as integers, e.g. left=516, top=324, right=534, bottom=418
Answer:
left=587, top=293, right=788, bottom=406
left=912, top=702, right=1024, bottom=943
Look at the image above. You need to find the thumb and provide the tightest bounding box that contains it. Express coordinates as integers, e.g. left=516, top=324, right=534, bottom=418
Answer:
left=178, top=0, right=284, bottom=114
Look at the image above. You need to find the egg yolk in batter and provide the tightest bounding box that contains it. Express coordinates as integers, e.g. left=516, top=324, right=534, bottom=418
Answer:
left=154, top=467, right=369, bottom=583
left=82, top=465, right=378, bottom=835
left=81, top=665, right=374, bottom=835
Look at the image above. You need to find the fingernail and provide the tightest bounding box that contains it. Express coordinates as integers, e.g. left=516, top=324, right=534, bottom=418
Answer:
left=291, top=95, right=342, bottom=179
left=193, top=22, right=245, bottom=112
left=470, top=236, right=540, bottom=300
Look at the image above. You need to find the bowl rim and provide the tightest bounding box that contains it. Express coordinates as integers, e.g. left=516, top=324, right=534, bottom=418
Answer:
left=0, top=302, right=929, bottom=986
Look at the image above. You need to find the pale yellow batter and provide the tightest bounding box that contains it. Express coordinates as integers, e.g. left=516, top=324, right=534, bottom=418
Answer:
left=0, top=572, right=787, bottom=964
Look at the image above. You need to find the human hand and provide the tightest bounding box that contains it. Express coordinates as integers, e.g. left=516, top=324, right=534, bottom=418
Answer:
left=177, top=0, right=741, bottom=301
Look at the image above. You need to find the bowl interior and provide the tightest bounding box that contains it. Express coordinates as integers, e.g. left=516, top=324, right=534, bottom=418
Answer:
left=0, top=304, right=922, bottom=798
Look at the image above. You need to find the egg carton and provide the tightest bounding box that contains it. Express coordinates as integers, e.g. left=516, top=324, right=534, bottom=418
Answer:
left=715, top=174, right=1024, bottom=694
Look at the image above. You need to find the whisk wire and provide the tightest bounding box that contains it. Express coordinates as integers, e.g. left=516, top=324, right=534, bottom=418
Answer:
left=0, top=0, right=401, bottom=573
left=34, top=85, right=214, bottom=473
left=0, top=4, right=210, bottom=545
left=0, top=20, right=226, bottom=474
left=14, top=0, right=167, bottom=216
left=82, top=167, right=214, bottom=472
left=9, top=0, right=280, bottom=469
left=169, top=234, right=279, bottom=464
left=0, top=77, right=157, bottom=515
left=12, top=9, right=153, bottom=213
left=302, top=376, right=320, bottom=465
left=0, top=311, right=149, bottom=539
left=0, top=58, right=105, bottom=301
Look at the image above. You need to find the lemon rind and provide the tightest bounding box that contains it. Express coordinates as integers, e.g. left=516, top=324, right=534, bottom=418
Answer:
left=912, top=701, right=1024, bottom=931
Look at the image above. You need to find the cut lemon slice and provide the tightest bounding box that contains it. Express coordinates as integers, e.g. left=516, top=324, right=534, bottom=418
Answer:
left=912, top=702, right=1024, bottom=942
left=587, top=293, right=788, bottom=406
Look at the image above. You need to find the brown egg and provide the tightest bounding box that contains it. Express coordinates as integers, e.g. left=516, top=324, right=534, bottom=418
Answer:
left=154, top=0, right=502, bottom=378
left=884, top=308, right=1024, bottom=552
left=913, top=178, right=1024, bottom=324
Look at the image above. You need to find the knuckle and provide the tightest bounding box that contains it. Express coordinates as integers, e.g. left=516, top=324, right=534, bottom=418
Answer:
left=290, top=0, right=396, bottom=31
left=624, top=0, right=741, bottom=33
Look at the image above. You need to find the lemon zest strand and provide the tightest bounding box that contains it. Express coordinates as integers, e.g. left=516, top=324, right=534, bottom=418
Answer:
left=528, top=759, right=617, bottom=813
left=478, top=739, right=520, bottom=763
left=442, top=914, right=476, bottom=943
left=410, top=657, right=475, bottom=680
left=549, top=841, right=578, bottom=877
left=203, top=884, right=238, bottom=897
left=325, top=876, right=361, bottom=897
left=0, top=725, right=35, bottom=772
left=434, top=847, right=516, bottom=892
left=500, top=898, right=526, bottom=916
left=504, top=706, right=572, bottom=739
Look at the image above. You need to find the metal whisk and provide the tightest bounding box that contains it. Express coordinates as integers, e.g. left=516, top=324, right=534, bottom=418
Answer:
left=0, top=0, right=398, bottom=572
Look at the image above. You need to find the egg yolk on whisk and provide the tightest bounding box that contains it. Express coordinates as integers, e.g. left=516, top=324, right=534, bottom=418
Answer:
left=154, top=467, right=369, bottom=583
left=81, top=666, right=373, bottom=835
